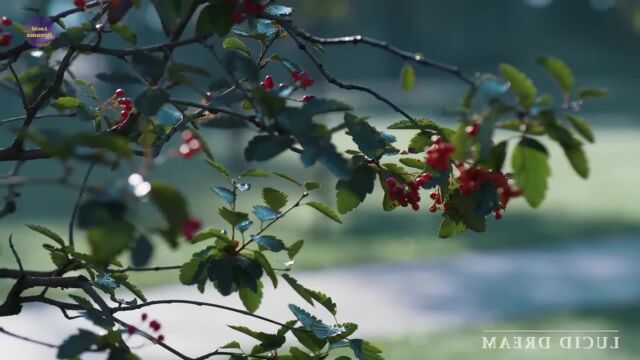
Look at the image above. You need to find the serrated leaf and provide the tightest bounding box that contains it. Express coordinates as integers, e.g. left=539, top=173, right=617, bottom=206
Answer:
left=245, top=135, right=294, bottom=162
left=336, top=164, right=376, bottom=214
left=229, top=325, right=285, bottom=346
left=566, top=115, right=594, bottom=143
left=304, top=182, right=320, bottom=191
left=302, top=98, right=353, bottom=115
left=564, top=144, right=589, bottom=179
left=399, top=157, right=427, bottom=170
left=511, top=137, right=550, bottom=208
left=223, top=37, right=252, bottom=57
left=438, top=216, right=467, bottom=238
left=73, top=79, right=98, bottom=100
left=252, top=235, right=285, bottom=252
left=265, top=4, right=293, bottom=16
left=254, top=251, right=277, bottom=287
left=288, top=304, right=346, bottom=339
left=345, top=113, right=386, bottom=159
left=239, top=280, right=263, bottom=313
left=387, top=118, right=441, bottom=131
left=252, top=205, right=279, bottom=221
left=111, top=22, right=137, bottom=45
left=262, top=188, right=288, bottom=210
left=350, top=339, right=384, bottom=360
left=408, top=131, right=432, bottom=153
left=204, top=159, right=230, bottom=177
left=25, top=224, right=65, bottom=246
left=273, top=171, right=302, bottom=186
left=306, top=202, right=342, bottom=224
left=536, top=56, right=574, bottom=92
left=240, top=168, right=269, bottom=177
left=282, top=274, right=314, bottom=305
left=211, top=186, right=236, bottom=205
left=400, top=63, right=416, bottom=91
left=219, top=207, right=248, bottom=227
left=57, top=330, right=98, bottom=359
left=499, top=63, right=537, bottom=108
left=287, top=240, right=304, bottom=259
left=221, top=341, right=241, bottom=349
left=577, top=87, right=607, bottom=100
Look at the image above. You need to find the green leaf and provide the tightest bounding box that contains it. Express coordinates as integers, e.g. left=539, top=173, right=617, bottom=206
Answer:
left=350, top=339, right=384, bottom=360
left=282, top=274, right=314, bottom=305
left=190, top=228, right=231, bottom=244
left=399, top=157, right=427, bottom=170
left=577, top=87, right=607, bottom=100
left=252, top=235, right=286, bottom=252
left=96, top=72, right=142, bottom=84
left=245, top=135, right=294, bottom=161
left=400, top=63, right=416, bottom=91
left=262, top=188, right=288, bottom=211
left=239, top=280, right=263, bottom=313
left=499, top=63, right=537, bottom=108
left=51, top=97, right=84, bottom=111
left=131, top=53, right=165, bottom=83
left=438, top=216, right=467, bottom=238
left=223, top=37, right=252, bottom=57
left=287, top=240, right=304, bottom=259
left=57, top=330, right=99, bottom=359
left=306, top=202, right=342, bottom=224
left=564, top=144, right=589, bottom=179
left=480, top=141, right=508, bottom=171
left=87, top=221, right=135, bottom=266
left=345, top=113, right=386, bottom=159
left=121, top=280, right=147, bottom=302
left=111, top=22, right=137, bottom=45
left=135, top=87, right=169, bottom=116
left=149, top=181, right=189, bottom=247
left=336, top=164, right=376, bottom=214
left=254, top=251, right=278, bottom=287
left=25, top=224, right=65, bottom=246
left=304, top=182, right=320, bottom=191
left=73, top=79, right=98, bottom=100
left=511, top=137, right=550, bottom=208
left=273, top=172, right=302, bottom=187
left=451, top=123, right=473, bottom=160
left=387, top=118, right=440, bottom=131
left=536, top=56, right=574, bottom=92
left=179, top=256, right=207, bottom=285
left=240, top=168, right=270, bottom=177
left=566, top=115, right=594, bottom=143
left=151, top=0, right=192, bottom=36
left=302, top=98, right=353, bottom=115
left=204, top=159, right=230, bottom=177
left=288, top=304, right=346, bottom=339
left=221, top=341, right=241, bottom=349
left=228, top=325, right=285, bottom=347
left=219, top=207, right=248, bottom=227
left=196, top=1, right=235, bottom=37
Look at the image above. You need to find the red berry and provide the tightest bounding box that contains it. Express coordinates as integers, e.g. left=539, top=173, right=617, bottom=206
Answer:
left=141, top=313, right=148, bottom=321
left=429, top=192, right=438, bottom=200
left=115, top=88, right=125, bottom=97
left=494, top=211, right=503, bottom=220
left=301, top=95, right=314, bottom=103
left=120, top=110, right=129, bottom=120
left=74, top=0, right=87, bottom=9
left=230, top=240, right=240, bottom=249
left=429, top=204, right=438, bottom=213
left=157, top=335, right=165, bottom=342
left=465, top=122, right=479, bottom=137
left=182, top=218, right=201, bottom=240
left=232, top=9, right=244, bottom=24
left=149, top=320, right=161, bottom=332
left=291, top=70, right=301, bottom=81
left=416, top=177, right=426, bottom=187
left=411, top=202, right=420, bottom=211
left=0, top=33, right=11, bottom=46
left=407, top=181, right=418, bottom=190
left=1, top=16, right=12, bottom=26
left=124, top=104, right=133, bottom=112
left=421, top=173, right=433, bottom=182
left=385, top=177, right=396, bottom=188
left=262, top=75, right=274, bottom=89
left=127, top=325, right=137, bottom=335
left=181, top=130, right=194, bottom=142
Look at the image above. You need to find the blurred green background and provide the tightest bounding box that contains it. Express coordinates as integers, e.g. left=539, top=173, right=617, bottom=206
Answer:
left=1, top=0, right=640, bottom=358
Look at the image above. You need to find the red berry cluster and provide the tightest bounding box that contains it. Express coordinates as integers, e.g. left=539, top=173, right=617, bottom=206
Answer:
left=260, top=75, right=274, bottom=90
left=427, top=189, right=444, bottom=213
left=182, top=217, right=202, bottom=240
left=455, top=162, right=523, bottom=219
left=426, top=136, right=455, bottom=171
left=385, top=172, right=432, bottom=211
left=227, top=0, right=265, bottom=24
left=465, top=120, right=479, bottom=137
left=73, top=0, right=87, bottom=9
left=291, top=70, right=314, bottom=89
left=127, top=313, right=164, bottom=342
left=301, top=95, right=315, bottom=103
left=0, top=17, right=13, bottom=47
left=113, top=88, right=134, bottom=126
left=178, top=130, right=203, bottom=160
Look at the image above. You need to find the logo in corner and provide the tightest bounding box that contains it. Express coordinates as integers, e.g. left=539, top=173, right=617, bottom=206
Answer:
left=25, top=16, right=56, bottom=48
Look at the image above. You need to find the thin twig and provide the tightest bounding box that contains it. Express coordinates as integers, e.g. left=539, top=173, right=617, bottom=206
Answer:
left=0, top=327, right=58, bottom=349
left=7, top=63, right=28, bottom=109
left=0, top=113, right=77, bottom=127
left=69, top=162, right=95, bottom=247
left=107, top=265, right=182, bottom=273
left=8, top=234, right=23, bottom=274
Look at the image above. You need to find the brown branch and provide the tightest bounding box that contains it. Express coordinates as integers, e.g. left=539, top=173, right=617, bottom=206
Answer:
left=0, top=327, right=58, bottom=349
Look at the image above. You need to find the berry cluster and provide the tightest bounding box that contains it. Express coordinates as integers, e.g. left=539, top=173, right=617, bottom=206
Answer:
left=0, top=17, right=13, bottom=47
left=127, top=313, right=165, bottom=342
left=112, top=88, right=134, bottom=127
left=291, top=70, right=314, bottom=89
left=427, top=189, right=444, bottom=213
left=182, top=217, right=202, bottom=240
left=426, top=136, right=455, bottom=171
left=228, top=0, right=265, bottom=24
left=178, top=130, right=203, bottom=160
left=73, top=0, right=86, bottom=9
left=455, top=162, right=523, bottom=219
left=385, top=172, right=432, bottom=211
